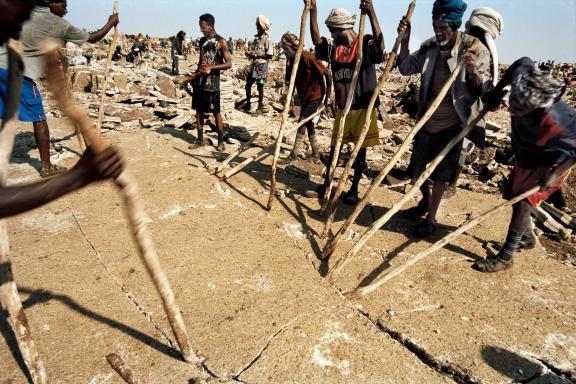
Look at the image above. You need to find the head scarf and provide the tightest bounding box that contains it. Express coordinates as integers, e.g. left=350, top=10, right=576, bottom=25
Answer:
left=465, top=7, right=503, bottom=85
left=256, top=15, right=271, bottom=32
left=510, top=68, right=566, bottom=113
left=325, top=8, right=356, bottom=30
left=432, top=0, right=467, bottom=26
left=280, top=32, right=299, bottom=50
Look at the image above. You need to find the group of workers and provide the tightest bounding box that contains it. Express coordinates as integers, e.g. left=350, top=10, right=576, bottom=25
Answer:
left=0, top=0, right=574, bottom=279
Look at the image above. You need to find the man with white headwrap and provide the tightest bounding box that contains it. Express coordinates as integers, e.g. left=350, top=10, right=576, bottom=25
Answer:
left=307, top=0, right=385, bottom=205
left=397, top=0, right=493, bottom=237
left=473, top=57, right=575, bottom=272
left=244, top=15, right=273, bottom=115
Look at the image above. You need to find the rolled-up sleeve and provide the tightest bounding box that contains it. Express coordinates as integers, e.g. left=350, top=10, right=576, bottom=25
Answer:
left=62, top=22, right=89, bottom=46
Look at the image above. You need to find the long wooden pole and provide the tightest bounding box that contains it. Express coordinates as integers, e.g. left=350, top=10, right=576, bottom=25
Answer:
left=42, top=41, right=197, bottom=364
left=322, top=38, right=479, bottom=260
left=106, top=353, right=143, bottom=384
left=95, top=0, right=120, bottom=136
left=354, top=186, right=542, bottom=297
left=329, top=107, right=487, bottom=281
left=320, top=12, right=367, bottom=214
left=0, top=40, right=49, bottom=384
left=208, top=132, right=260, bottom=175
left=267, top=1, right=311, bottom=211
left=321, top=1, right=417, bottom=239
left=221, top=106, right=325, bottom=181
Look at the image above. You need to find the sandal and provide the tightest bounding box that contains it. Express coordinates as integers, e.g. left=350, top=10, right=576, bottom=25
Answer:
left=472, top=257, right=513, bottom=273
left=39, top=164, right=67, bottom=178
left=343, top=190, right=360, bottom=205
left=402, top=203, right=428, bottom=219
left=412, top=219, right=437, bottom=238
left=303, top=184, right=326, bottom=199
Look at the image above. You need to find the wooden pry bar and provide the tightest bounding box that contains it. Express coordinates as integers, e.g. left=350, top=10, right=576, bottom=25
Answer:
left=220, top=105, right=325, bottom=181
left=208, top=132, right=260, bottom=175
left=96, top=0, right=120, bottom=136
left=267, top=1, right=311, bottom=211
left=106, top=353, right=143, bottom=384
left=42, top=40, right=197, bottom=364
left=329, top=106, right=488, bottom=281
left=354, top=186, right=543, bottom=297
left=321, top=1, right=417, bottom=239
left=322, top=38, right=479, bottom=260
left=320, top=11, right=367, bottom=214
left=0, top=40, right=49, bottom=384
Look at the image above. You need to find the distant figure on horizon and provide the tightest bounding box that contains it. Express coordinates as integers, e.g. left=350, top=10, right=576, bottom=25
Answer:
left=244, top=15, right=273, bottom=115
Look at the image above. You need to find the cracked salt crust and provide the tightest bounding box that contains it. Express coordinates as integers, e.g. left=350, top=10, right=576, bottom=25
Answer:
left=160, top=205, right=183, bottom=220
left=88, top=373, right=113, bottom=384
left=282, top=222, right=306, bottom=239
left=542, top=333, right=576, bottom=370
left=160, top=203, right=218, bottom=220
left=20, top=211, right=77, bottom=233
left=213, top=182, right=231, bottom=199
left=311, top=321, right=357, bottom=376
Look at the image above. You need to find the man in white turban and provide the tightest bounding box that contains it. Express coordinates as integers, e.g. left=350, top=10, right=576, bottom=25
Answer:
left=466, top=7, right=503, bottom=85
left=244, top=15, right=273, bottom=114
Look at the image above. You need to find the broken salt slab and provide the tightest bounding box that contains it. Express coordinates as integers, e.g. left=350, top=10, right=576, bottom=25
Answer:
left=282, top=222, right=306, bottom=239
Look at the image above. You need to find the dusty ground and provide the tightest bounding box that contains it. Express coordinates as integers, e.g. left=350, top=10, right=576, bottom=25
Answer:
left=1, top=53, right=575, bottom=384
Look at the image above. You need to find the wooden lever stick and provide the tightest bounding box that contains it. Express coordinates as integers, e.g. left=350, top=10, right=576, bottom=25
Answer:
left=320, top=11, right=367, bottom=215
left=0, top=40, right=49, bottom=384
left=321, top=1, right=417, bottom=239
left=323, top=38, right=478, bottom=260
left=354, top=186, right=542, bottom=297
left=220, top=106, right=325, bottom=181
left=96, top=0, right=120, bottom=135
left=267, top=1, right=311, bottom=210
left=43, top=41, right=196, bottom=364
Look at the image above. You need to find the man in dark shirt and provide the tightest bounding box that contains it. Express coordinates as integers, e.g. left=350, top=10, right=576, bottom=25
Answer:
left=278, top=32, right=330, bottom=164
left=308, top=0, right=384, bottom=205
left=187, top=14, right=231, bottom=152
left=171, top=30, right=185, bottom=75
left=473, top=57, right=575, bottom=272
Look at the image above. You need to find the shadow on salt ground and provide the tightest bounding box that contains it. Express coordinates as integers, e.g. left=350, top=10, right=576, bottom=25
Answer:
left=9, top=132, right=41, bottom=171
left=210, top=152, right=328, bottom=263
left=173, top=147, right=227, bottom=170
left=481, top=346, right=571, bottom=383
left=155, top=125, right=196, bottom=145
left=0, top=286, right=181, bottom=380
left=341, top=205, right=485, bottom=290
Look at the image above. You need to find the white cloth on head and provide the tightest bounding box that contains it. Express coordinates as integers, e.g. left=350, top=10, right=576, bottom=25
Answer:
left=465, top=7, right=503, bottom=85
left=256, top=15, right=271, bottom=32
left=465, top=7, right=503, bottom=39
left=325, top=8, right=356, bottom=30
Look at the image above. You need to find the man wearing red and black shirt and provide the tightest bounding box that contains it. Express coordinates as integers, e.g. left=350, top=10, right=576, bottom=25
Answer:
left=308, top=0, right=385, bottom=205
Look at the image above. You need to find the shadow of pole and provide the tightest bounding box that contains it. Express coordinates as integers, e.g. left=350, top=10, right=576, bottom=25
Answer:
left=0, top=286, right=182, bottom=381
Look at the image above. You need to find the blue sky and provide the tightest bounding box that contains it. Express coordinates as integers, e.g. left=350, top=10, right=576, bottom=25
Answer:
left=66, top=0, right=576, bottom=63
